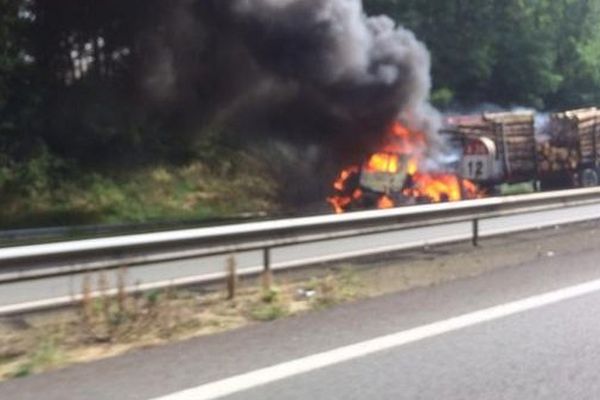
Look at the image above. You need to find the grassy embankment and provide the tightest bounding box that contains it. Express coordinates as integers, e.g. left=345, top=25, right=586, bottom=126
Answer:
left=0, top=267, right=362, bottom=379
left=0, top=150, right=278, bottom=229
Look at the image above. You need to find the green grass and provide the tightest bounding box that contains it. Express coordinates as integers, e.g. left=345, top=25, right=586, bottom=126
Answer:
left=497, top=181, right=536, bottom=196
left=248, top=288, right=290, bottom=321
left=0, top=153, right=278, bottom=229
left=248, top=303, right=289, bottom=321
left=12, top=338, right=64, bottom=378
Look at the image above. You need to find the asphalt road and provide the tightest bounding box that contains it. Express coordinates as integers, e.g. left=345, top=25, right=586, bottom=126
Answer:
left=2, top=221, right=600, bottom=399
left=216, top=285, right=600, bottom=400
left=2, top=202, right=600, bottom=313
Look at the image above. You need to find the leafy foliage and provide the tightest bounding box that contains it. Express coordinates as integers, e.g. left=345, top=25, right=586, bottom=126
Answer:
left=365, top=0, right=600, bottom=109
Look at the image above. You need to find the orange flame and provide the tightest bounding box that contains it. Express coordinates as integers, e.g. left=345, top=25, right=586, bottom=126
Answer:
left=385, top=121, right=426, bottom=154
left=328, top=121, right=483, bottom=213
left=327, top=166, right=360, bottom=214
left=407, top=158, right=418, bottom=175
left=406, top=173, right=462, bottom=202
left=333, top=166, right=359, bottom=191
left=327, top=195, right=352, bottom=214
left=366, top=153, right=399, bottom=173
left=377, top=195, right=395, bottom=209
left=462, top=179, right=482, bottom=199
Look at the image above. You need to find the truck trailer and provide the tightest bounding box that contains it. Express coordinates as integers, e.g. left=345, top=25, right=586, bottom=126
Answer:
left=446, top=108, right=600, bottom=192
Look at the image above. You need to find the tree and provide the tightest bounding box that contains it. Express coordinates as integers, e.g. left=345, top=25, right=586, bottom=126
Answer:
left=365, top=0, right=600, bottom=110
left=0, top=0, right=40, bottom=161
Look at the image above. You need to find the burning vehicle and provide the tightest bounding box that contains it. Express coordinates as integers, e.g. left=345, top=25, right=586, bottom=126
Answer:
left=328, top=121, right=480, bottom=214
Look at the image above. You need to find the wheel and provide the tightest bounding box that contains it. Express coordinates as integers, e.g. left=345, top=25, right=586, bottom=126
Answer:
left=580, top=168, right=599, bottom=187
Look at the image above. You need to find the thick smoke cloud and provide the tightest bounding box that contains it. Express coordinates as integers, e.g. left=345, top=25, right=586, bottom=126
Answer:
left=144, top=0, right=439, bottom=161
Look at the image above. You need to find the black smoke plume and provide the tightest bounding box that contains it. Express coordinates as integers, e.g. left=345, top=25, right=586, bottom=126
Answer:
left=141, top=0, right=439, bottom=206
left=144, top=0, right=437, bottom=155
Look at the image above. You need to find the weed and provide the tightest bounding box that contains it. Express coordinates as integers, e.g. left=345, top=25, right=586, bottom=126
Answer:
left=145, top=290, right=161, bottom=306
left=260, top=288, right=280, bottom=304
left=1, top=266, right=364, bottom=381
left=248, top=287, right=289, bottom=321
left=81, top=273, right=93, bottom=326
left=12, top=338, right=64, bottom=378
left=76, top=269, right=207, bottom=344
left=311, top=269, right=361, bottom=310
left=249, top=303, right=289, bottom=321
left=116, top=267, right=128, bottom=313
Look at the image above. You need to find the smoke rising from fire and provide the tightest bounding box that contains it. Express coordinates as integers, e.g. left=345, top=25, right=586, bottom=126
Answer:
left=144, top=0, right=439, bottom=159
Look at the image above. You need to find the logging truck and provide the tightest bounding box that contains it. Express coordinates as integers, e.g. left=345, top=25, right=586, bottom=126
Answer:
left=446, top=108, right=600, bottom=192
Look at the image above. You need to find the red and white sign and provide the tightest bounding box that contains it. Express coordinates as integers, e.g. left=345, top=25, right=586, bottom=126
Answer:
left=462, top=138, right=495, bottom=181
left=464, top=139, right=491, bottom=156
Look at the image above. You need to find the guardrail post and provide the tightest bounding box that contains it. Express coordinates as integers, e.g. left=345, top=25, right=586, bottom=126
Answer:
left=472, top=219, right=479, bottom=247
left=226, top=255, right=238, bottom=300
left=262, top=247, right=273, bottom=291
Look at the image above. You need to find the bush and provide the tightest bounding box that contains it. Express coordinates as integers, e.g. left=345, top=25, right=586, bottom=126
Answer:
left=0, top=148, right=278, bottom=229
left=431, top=88, right=454, bottom=109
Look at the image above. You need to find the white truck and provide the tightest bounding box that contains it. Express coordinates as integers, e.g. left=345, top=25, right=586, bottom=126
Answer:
left=444, top=112, right=538, bottom=192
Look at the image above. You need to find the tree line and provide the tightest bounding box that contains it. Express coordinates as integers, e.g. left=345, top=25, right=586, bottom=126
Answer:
left=366, top=0, right=600, bottom=110
left=2, top=0, right=600, bottom=172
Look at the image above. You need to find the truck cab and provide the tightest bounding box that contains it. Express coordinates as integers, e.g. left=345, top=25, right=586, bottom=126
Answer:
left=461, top=136, right=501, bottom=184
left=446, top=112, right=538, bottom=192
left=359, top=152, right=412, bottom=195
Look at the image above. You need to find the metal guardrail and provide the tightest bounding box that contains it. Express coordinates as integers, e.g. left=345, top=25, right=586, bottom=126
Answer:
left=0, top=212, right=268, bottom=248
left=2, top=186, right=600, bottom=286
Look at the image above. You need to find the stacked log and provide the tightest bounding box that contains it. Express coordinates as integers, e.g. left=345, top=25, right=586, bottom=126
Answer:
left=537, top=142, right=579, bottom=173
left=484, top=112, right=537, bottom=177
left=550, top=107, right=600, bottom=165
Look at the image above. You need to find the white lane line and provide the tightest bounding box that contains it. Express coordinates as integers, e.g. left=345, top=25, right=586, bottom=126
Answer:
left=150, top=277, right=600, bottom=400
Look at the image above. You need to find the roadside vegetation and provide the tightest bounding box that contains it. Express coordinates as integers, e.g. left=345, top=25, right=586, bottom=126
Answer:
left=0, top=267, right=363, bottom=380
left=0, top=148, right=278, bottom=228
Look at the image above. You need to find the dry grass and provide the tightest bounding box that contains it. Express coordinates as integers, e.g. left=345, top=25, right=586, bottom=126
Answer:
left=309, top=269, right=362, bottom=309
left=0, top=267, right=361, bottom=380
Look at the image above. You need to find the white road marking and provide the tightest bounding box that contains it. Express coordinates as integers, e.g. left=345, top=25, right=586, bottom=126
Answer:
left=150, top=277, right=600, bottom=400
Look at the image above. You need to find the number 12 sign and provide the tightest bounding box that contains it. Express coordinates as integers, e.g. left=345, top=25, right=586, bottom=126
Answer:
left=462, top=139, right=494, bottom=181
